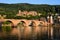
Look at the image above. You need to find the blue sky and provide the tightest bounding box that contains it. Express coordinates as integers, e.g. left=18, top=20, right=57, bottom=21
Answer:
left=0, top=0, right=60, bottom=5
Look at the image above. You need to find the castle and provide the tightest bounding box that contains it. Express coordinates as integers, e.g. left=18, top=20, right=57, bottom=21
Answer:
left=16, top=10, right=41, bottom=16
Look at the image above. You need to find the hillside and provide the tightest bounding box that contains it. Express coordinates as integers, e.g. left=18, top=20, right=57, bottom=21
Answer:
left=0, top=3, right=60, bottom=19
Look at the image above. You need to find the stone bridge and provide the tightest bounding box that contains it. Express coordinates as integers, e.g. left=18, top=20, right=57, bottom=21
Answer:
left=0, top=19, right=48, bottom=27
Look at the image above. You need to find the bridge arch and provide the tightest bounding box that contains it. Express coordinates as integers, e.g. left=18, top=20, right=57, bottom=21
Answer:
left=29, top=21, right=36, bottom=27
left=39, top=21, right=48, bottom=27
left=2, top=20, right=14, bottom=28
left=39, top=21, right=44, bottom=26
left=17, top=20, right=26, bottom=27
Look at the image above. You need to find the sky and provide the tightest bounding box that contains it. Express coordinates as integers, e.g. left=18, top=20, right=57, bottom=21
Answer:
left=0, top=0, right=60, bottom=5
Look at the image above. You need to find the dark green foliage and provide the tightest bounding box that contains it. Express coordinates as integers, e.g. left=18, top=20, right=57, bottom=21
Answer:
left=14, top=15, right=41, bottom=19
left=0, top=3, right=60, bottom=19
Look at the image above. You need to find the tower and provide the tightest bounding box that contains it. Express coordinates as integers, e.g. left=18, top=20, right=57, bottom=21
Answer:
left=50, top=15, right=53, bottom=24
left=47, top=14, right=53, bottom=24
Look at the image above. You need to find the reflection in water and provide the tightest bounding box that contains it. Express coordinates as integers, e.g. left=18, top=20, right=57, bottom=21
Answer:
left=0, top=22, right=2, bottom=31
left=0, top=19, right=60, bottom=40
left=32, top=26, right=41, bottom=40
left=23, top=26, right=32, bottom=40
left=0, top=24, right=49, bottom=40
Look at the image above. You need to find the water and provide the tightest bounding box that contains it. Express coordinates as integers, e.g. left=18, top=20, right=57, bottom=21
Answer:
left=0, top=26, right=60, bottom=40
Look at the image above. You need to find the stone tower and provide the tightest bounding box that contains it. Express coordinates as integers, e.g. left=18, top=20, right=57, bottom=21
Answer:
left=47, top=14, right=53, bottom=24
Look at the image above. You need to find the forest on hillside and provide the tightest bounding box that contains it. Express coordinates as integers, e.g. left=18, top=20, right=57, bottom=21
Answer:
left=0, top=3, right=60, bottom=19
